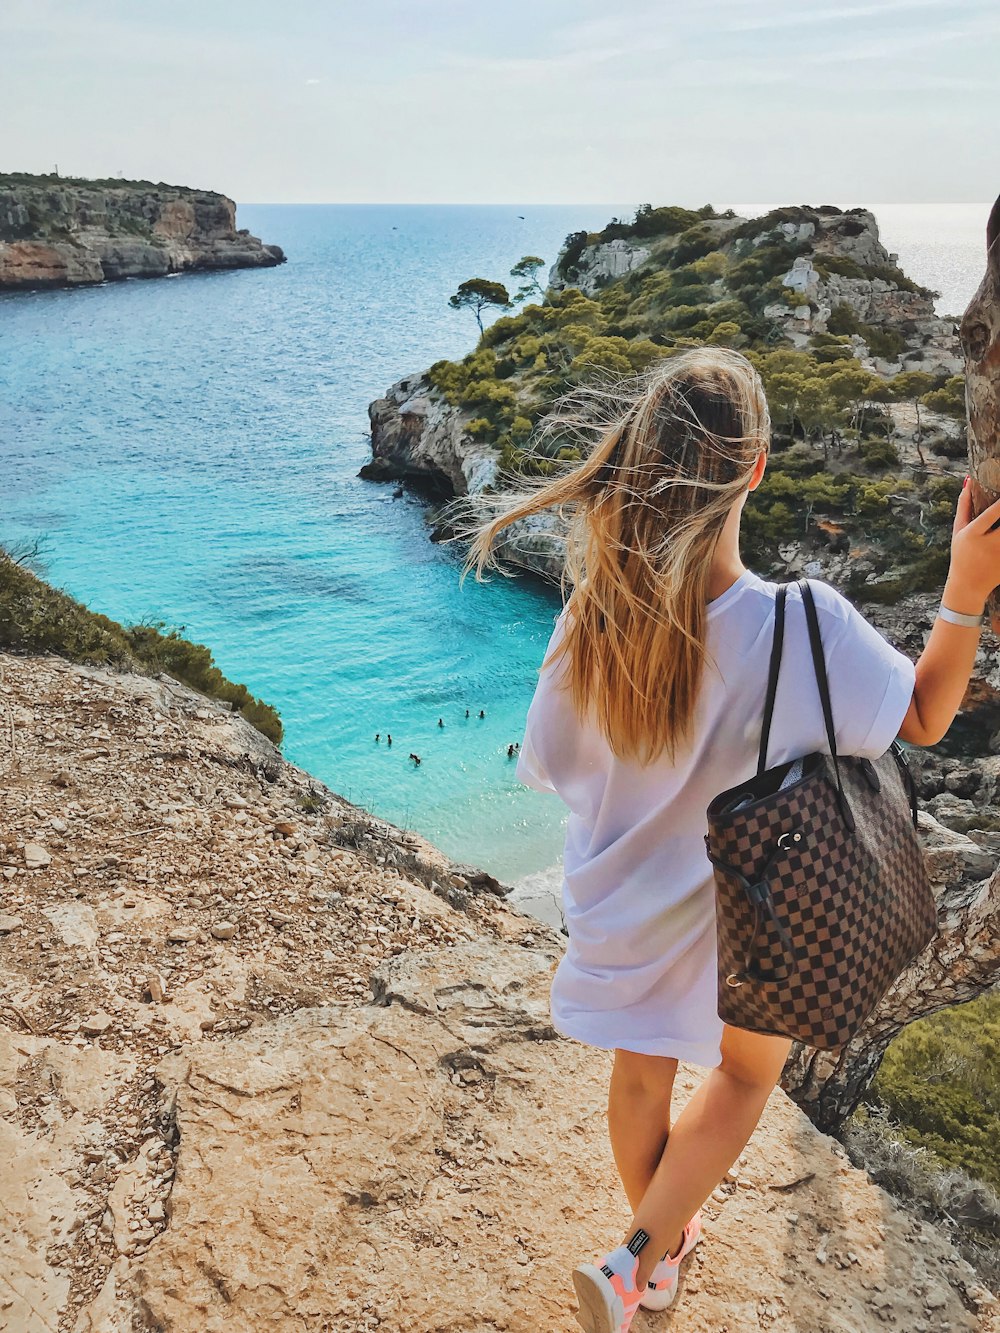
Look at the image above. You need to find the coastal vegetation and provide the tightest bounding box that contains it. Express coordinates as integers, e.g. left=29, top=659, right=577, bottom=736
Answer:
left=848, top=991, right=1000, bottom=1284
left=427, top=204, right=961, bottom=600
left=0, top=545, right=282, bottom=744
left=868, top=992, right=1000, bottom=1191
left=447, top=278, right=511, bottom=335
left=0, top=171, right=203, bottom=191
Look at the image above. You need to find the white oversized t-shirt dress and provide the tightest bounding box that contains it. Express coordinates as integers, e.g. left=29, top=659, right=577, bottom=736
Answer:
left=516, top=570, right=916, bottom=1068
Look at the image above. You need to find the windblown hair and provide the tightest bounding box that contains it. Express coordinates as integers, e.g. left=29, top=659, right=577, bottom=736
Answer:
left=462, top=346, right=771, bottom=764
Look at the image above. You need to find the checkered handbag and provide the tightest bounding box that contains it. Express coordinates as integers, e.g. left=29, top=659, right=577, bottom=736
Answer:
left=705, top=579, right=938, bottom=1049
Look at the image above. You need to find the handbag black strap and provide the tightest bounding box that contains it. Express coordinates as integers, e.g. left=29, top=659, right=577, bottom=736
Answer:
left=756, top=582, right=787, bottom=775
left=798, top=579, right=853, bottom=828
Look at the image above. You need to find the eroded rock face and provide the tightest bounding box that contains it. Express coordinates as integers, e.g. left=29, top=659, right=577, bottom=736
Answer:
left=1, top=653, right=997, bottom=1331
left=962, top=195, right=1000, bottom=498
left=547, top=237, right=652, bottom=297
left=364, top=374, right=569, bottom=583
left=366, top=375, right=498, bottom=497
left=0, top=176, right=285, bottom=290
left=133, top=940, right=990, bottom=1332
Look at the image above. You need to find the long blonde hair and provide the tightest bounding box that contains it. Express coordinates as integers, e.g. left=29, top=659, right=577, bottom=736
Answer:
left=463, top=346, right=770, bottom=764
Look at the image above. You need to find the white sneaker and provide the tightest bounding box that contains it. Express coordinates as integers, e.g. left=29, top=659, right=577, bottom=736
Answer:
left=638, top=1211, right=703, bottom=1311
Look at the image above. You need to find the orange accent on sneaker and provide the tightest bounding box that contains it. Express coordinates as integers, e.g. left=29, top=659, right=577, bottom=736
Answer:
left=572, top=1244, right=645, bottom=1333
left=638, top=1210, right=703, bottom=1312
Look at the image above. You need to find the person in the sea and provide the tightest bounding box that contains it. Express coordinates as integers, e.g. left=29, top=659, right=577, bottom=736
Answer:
left=464, top=346, right=998, bottom=1331
left=507, top=743, right=515, bottom=758
left=386, top=734, right=392, bottom=747
left=479, top=709, right=486, bottom=719
left=438, top=717, right=444, bottom=728
left=466, top=708, right=470, bottom=718
left=374, top=733, right=380, bottom=743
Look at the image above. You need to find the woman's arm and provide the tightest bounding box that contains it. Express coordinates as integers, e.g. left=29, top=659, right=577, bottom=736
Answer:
left=898, top=480, right=1000, bottom=746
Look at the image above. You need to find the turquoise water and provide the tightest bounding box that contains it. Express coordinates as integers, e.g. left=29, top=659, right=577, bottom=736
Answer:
left=1, top=203, right=990, bottom=883
left=0, top=204, right=631, bottom=881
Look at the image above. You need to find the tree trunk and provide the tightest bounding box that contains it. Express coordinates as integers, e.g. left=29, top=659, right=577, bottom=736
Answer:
left=961, top=193, right=1000, bottom=633
left=778, top=193, right=1000, bottom=1132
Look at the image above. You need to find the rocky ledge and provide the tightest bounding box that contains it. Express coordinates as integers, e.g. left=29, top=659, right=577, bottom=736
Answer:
left=2, top=650, right=999, bottom=1331
left=0, top=173, right=285, bottom=290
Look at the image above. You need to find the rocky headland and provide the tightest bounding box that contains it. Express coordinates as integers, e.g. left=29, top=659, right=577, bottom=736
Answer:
left=0, top=173, right=285, bottom=290
left=363, top=203, right=964, bottom=585
left=2, top=647, right=998, bottom=1332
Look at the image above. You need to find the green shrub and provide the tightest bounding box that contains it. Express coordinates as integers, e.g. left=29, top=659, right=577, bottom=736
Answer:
left=827, top=303, right=863, bottom=337
left=600, top=203, right=704, bottom=240
left=706, top=320, right=746, bottom=348
left=0, top=552, right=282, bottom=744
left=922, top=376, right=966, bottom=419
left=466, top=417, right=496, bottom=439
left=459, top=379, right=517, bottom=411
left=814, top=253, right=866, bottom=281
left=569, top=336, right=635, bottom=378
left=669, top=225, right=718, bottom=266
left=627, top=339, right=671, bottom=372
left=869, top=992, right=1000, bottom=1190
left=426, top=358, right=466, bottom=403
left=859, top=436, right=901, bottom=470
left=557, top=231, right=589, bottom=281
left=865, top=326, right=907, bottom=359
left=480, top=312, right=531, bottom=348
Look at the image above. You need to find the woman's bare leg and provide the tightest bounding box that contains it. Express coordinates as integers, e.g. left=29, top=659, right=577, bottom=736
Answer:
left=607, top=1050, right=678, bottom=1212
left=622, top=1026, right=792, bottom=1287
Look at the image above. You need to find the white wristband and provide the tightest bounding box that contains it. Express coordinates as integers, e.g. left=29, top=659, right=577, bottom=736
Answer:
left=938, top=603, right=984, bottom=628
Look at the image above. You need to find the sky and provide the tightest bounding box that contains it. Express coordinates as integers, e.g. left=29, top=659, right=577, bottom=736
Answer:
left=3, top=0, right=999, bottom=205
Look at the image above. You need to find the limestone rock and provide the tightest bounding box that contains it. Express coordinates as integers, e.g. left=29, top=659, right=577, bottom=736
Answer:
left=23, top=841, right=52, bottom=868
left=547, top=237, right=652, bottom=297
left=80, top=1011, right=115, bottom=1036
left=366, top=374, right=500, bottom=497
left=364, top=374, right=567, bottom=582
left=0, top=174, right=285, bottom=290
left=128, top=940, right=984, bottom=1332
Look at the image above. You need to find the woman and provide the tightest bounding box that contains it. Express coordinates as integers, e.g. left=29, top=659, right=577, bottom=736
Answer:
left=465, top=347, right=999, bottom=1333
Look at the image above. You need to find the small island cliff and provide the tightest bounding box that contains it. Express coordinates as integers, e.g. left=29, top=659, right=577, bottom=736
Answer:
left=0, top=172, right=285, bottom=290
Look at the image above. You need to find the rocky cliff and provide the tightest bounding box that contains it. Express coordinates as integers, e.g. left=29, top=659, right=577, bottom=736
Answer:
left=2, top=649, right=997, bottom=1332
left=0, top=173, right=285, bottom=290
left=364, top=204, right=964, bottom=586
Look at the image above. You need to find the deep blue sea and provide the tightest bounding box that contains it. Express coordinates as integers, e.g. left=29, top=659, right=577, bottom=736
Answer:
left=0, top=202, right=990, bottom=884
